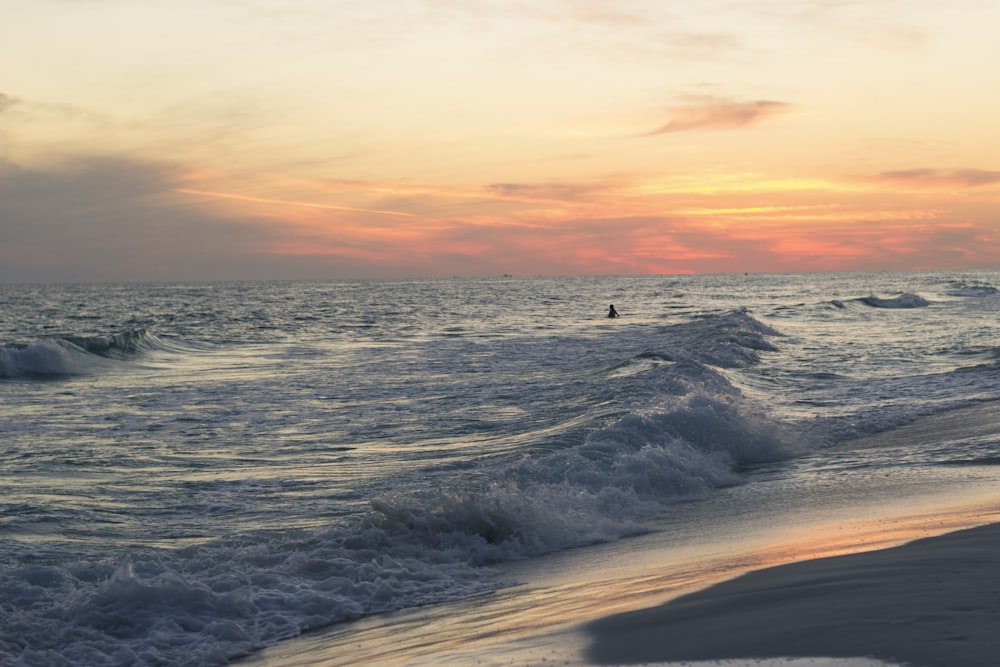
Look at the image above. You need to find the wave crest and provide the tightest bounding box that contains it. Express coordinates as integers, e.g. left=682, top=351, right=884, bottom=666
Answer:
left=860, top=293, right=929, bottom=309
left=945, top=280, right=998, bottom=297
left=372, top=386, right=799, bottom=564
left=0, top=340, right=86, bottom=378
left=0, top=329, right=170, bottom=378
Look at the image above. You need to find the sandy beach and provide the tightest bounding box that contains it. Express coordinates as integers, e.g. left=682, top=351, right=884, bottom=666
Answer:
left=584, top=406, right=1000, bottom=667
left=587, top=520, right=1000, bottom=667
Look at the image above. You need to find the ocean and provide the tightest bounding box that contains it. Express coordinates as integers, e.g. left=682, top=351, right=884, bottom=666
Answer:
left=2, top=271, right=999, bottom=666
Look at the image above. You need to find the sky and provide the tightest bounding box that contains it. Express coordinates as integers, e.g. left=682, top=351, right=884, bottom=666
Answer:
left=2, top=0, right=999, bottom=283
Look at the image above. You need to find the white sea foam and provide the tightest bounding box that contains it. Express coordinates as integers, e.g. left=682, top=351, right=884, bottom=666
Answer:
left=0, top=528, right=501, bottom=666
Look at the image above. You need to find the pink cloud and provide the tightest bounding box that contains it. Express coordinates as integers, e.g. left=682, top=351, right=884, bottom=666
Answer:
left=644, top=97, right=793, bottom=135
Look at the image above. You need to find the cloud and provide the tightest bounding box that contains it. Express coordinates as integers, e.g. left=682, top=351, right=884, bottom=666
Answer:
left=0, top=91, right=108, bottom=126
left=4, top=152, right=997, bottom=284
left=174, top=188, right=420, bottom=219
left=486, top=181, right=617, bottom=203
left=0, top=91, right=19, bottom=112
left=870, top=169, right=1000, bottom=188
left=644, top=97, right=793, bottom=135
left=0, top=157, right=299, bottom=283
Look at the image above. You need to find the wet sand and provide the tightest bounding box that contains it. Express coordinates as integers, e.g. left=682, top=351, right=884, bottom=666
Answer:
left=586, top=521, right=1000, bottom=667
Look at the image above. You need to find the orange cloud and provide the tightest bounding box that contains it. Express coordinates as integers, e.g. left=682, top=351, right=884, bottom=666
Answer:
left=769, top=237, right=874, bottom=262
left=644, top=97, right=793, bottom=135
left=152, top=165, right=1000, bottom=279
left=174, top=187, right=420, bottom=218
left=865, top=169, right=1000, bottom=189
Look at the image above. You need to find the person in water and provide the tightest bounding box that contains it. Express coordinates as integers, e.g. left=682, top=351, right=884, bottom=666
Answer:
left=608, top=304, right=620, bottom=318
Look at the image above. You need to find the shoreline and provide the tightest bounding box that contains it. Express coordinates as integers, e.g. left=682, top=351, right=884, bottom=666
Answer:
left=240, top=498, right=1000, bottom=666
left=586, top=520, right=1000, bottom=667
left=241, top=401, right=1000, bottom=667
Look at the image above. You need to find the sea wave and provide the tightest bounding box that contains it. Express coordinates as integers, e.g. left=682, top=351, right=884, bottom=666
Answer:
left=0, top=329, right=181, bottom=378
left=370, top=312, right=798, bottom=566
left=373, top=389, right=798, bottom=563
left=0, top=378, right=800, bottom=667
left=0, top=529, right=498, bottom=667
left=0, top=311, right=802, bottom=666
left=0, top=339, right=88, bottom=378
left=369, top=311, right=797, bottom=563
left=860, top=293, right=929, bottom=308
left=944, top=280, right=998, bottom=298
left=62, top=329, right=159, bottom=358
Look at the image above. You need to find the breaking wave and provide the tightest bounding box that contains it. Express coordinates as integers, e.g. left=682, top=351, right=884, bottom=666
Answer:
left=0, top=330, right=177, bottom=378
left=0, top=311, right=804, bottom=666
left=860, top=293, right=929, bottom=309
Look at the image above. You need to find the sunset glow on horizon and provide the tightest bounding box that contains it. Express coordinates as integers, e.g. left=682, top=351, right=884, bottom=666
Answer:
left=2, top=0, right=999, bottom=282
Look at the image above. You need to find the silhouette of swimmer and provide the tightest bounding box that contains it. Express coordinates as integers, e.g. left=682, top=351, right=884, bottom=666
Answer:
left=608, top=304, right=620, bottom=318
